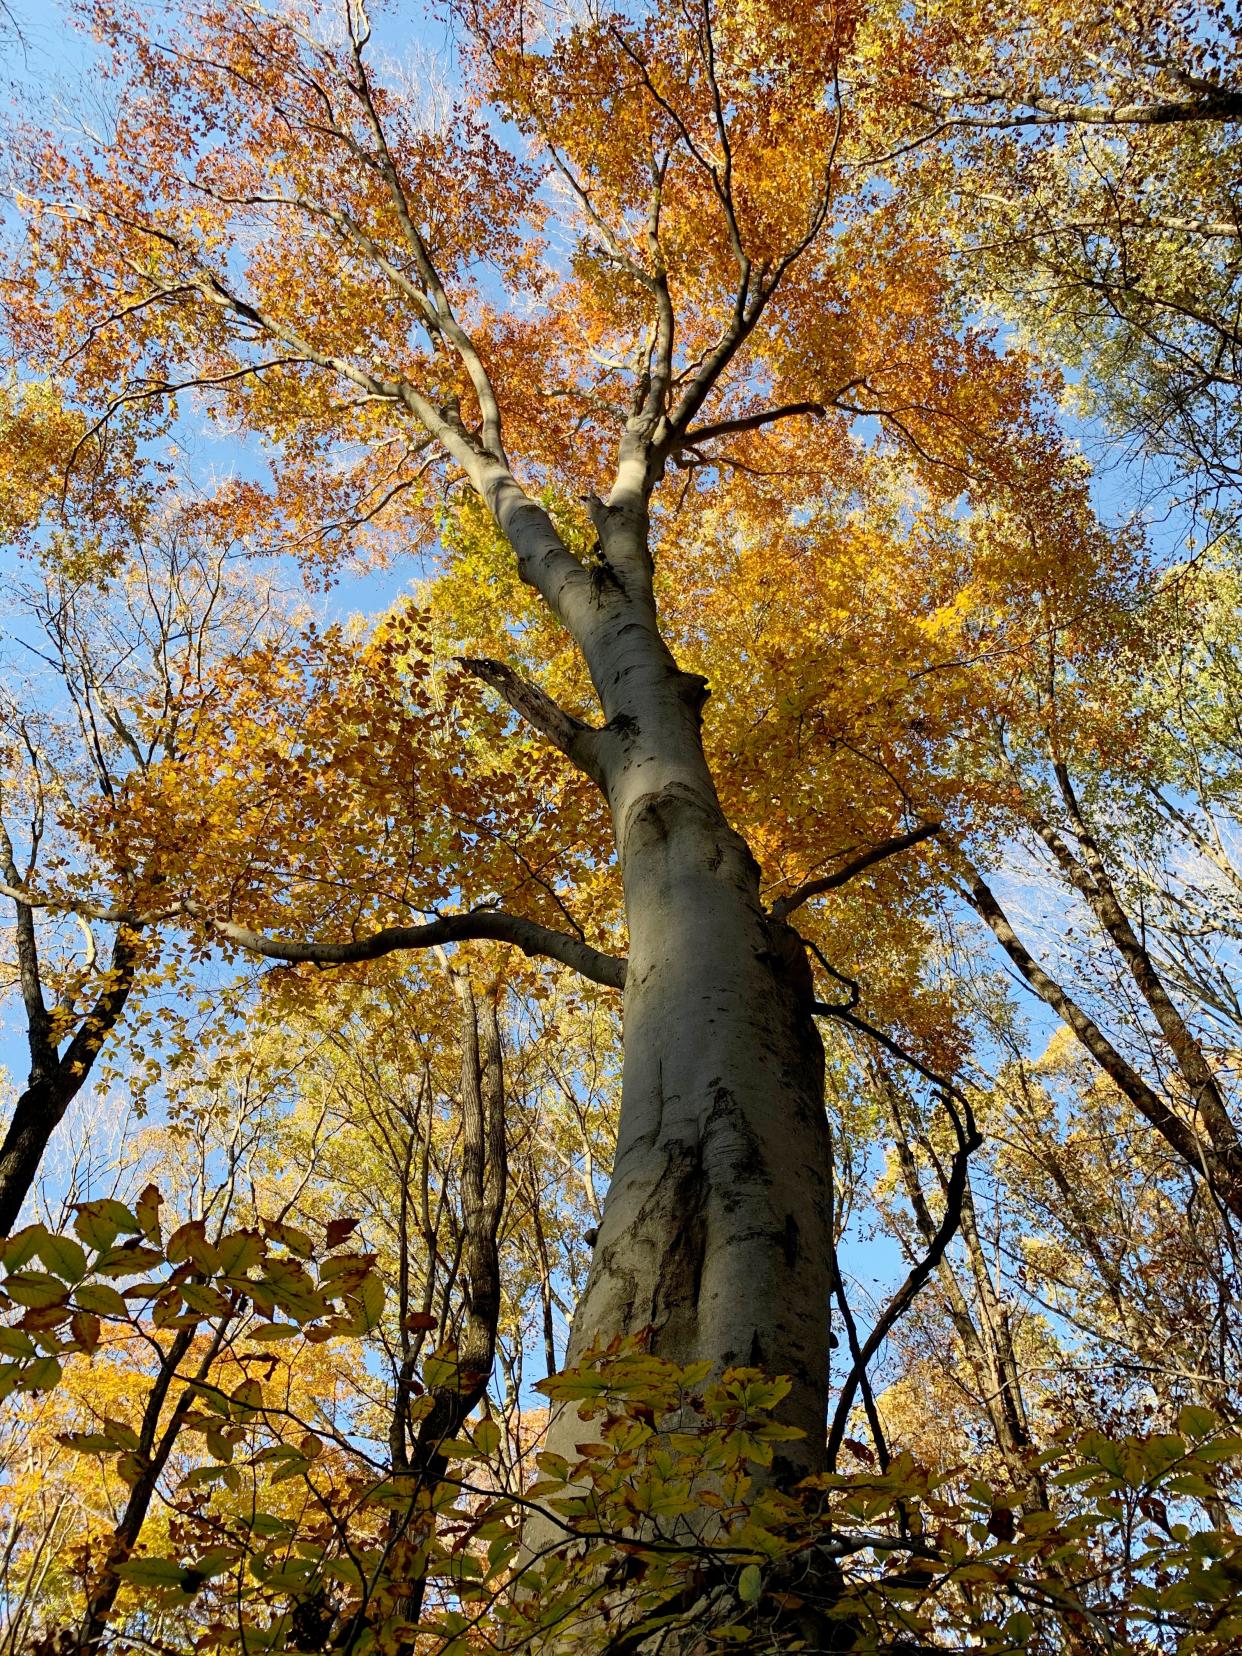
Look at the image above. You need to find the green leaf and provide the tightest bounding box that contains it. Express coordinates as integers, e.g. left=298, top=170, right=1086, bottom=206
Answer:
left=535, top=1451, right=571, bottom=1480
left=246, top=1322, right=301, bottom=1342
left=166, top=1220, right=217, bottom=1272
left=103, top=1416, right=141, bottom=1451
left=1177, top=1405, right=1219, bottom=1440
left=263, top=1218, right=315, bottom=1259
left=75, top=1282, right=131, bottom=1320
left=5, top=1271, right=70, bottom=1309
left=0, top=1225, right=48, bottom=1272
left=269, top=1455, right=309, bottom=1485
left=114, top=1556, right=192, bottom=1589
left=231, top=1378, right=264, bottom=1417
left=216, top=1230, right=263, bottom=1276
left=180, top=1283, right=231, bottom=1317
left=23, top=1355, right=63, bottom=1392
left=59, top=1431, right=121, bottom=1454
left=206, top=1429, right=235, bottom=1463
left=184, top=1465, right=233, bottom=1489
left=191, top=1548, right=239, bottom=1579
left=474, top=1416, right=501, bottom=1457
left=738, top=1563, right=762, bottom=1604
left=71, top=1200, right=138, bottom=1252
left=350, top=1271, right=385, bottom=1333
left=423, top=1349, right=463, bottom=1391
left=93, top=1244, right=164, bottom=1277
left=135, top=1184, right=163, bottom=1244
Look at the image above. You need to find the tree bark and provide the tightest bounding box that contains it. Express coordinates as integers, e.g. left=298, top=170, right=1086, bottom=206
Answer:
left=543, top=542, right=835, bottom=1479
left=0, top=921, right=141, bottom=1237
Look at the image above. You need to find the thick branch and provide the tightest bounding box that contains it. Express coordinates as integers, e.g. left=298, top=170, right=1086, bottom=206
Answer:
left=204, top=906, right=626, bottom=990
left=0, top=878, right=625, bottom=989
left=929, top=87, right=1242, bottom=130
left=186, top=268, right=597, bottom=642
left=678, top=399, right=828, bottom=449
left=343, top=8, right=507, bottom=462
left=459, top=657, right=607, bottom=790
left=0, top=922, right=143, bottom=1235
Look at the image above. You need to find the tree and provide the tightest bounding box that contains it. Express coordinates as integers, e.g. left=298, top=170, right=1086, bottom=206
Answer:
left=5, top=0, right=1021, bottom=1464
left=2, top=2, right=1242, bottom=1647
left=863, top=0, right=1242, bottom=516
left=0, top=511, right=290, bottom=1233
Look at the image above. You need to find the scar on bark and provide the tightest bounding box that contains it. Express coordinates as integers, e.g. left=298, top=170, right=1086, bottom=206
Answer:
left=703, top=1082, right=766, bottom=1186
left=783, top=1211, right=800, bottom=1267
left=648, top=1140, right=709, bottom=1341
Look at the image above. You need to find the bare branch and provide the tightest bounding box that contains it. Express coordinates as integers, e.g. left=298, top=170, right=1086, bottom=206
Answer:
left=771, top=822, right=941, bottom=921
left=817, top=1009, right=981, bottom=1471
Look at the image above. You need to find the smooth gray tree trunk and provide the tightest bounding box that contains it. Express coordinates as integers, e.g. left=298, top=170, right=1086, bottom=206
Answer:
left=533, top=509, right=836, bottom=1482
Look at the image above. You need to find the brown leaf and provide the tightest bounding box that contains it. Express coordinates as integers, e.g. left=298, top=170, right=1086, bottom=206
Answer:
left=325, top=1216, right=360, bottom=1249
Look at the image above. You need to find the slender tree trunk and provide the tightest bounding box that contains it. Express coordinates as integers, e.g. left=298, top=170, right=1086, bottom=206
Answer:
left=1042, top=762, right=1242, bottom=1173
left=529, top=1190, right=559, bottom=1378
left=74, top=1316, right=227, bottom=1652
left=959, top=857, right=1242, bottom=1219
left=0, top=924, right=140, bottom=1236
left=383, top=976, right=508, bottom=1644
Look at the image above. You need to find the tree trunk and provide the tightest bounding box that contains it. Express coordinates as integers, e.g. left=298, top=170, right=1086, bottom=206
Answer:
left=380, top=975, right=508, bottom=1647
left=73, top=1317, right=225, bottom=1653
left=551, top=586, right=835, bottom=1479
left=0, top=1082, right=63, bottom=1237
left=0, top=923, right=140, bottom=1237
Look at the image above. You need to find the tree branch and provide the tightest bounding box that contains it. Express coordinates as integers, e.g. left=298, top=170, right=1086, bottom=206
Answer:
left=818, top=1010, right=980, bottom=1470
left=923, top=87, right=1242, bottom=130
left=0, top=878, right=626, bottom=989
left=201, top=906, right=627, bottom=990
left=956, top=855, right=1242, bottom=1216
left=459, top=657, right=607, bottom=791
left=771, top=822, right=941, bottom=921
left=677, top=399, right=828, bottom=449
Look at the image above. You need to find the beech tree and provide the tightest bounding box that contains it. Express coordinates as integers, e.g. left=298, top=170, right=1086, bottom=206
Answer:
left=1, top=1, right=1241, bottom=1649
left=3, top=0, right=1236, bottom=1437
left=4, top=0, right=1002, bottom=1461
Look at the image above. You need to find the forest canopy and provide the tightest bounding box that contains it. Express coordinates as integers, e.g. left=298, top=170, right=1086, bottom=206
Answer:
left=0, top=0, right=1240, bottom=1651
